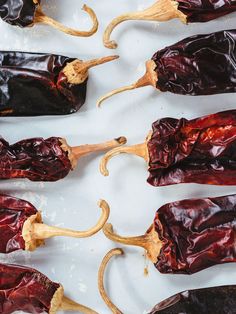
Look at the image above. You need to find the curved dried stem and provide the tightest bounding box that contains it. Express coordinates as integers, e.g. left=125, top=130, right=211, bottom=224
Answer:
left=103, top=223, right=162, bottom=264
left=61, top=296, right=98, bottom=314
left=63, top=55, right=119, bottom=85
left=34, top=4, right=98, bottom=37
left=60, top=137, right=127, bottom=169
left=98, top=248, right=124, bottom=314
left=97, top=60, right=157, bottom=107
left=103, top=223, right=150, bottom=250
left=32, top=200, right=110, bottom=239
left=103, top=0, right=186, bottom=49
left=100, top=142, right=148, bottom=176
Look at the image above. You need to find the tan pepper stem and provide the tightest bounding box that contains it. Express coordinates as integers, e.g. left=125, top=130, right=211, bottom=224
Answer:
left=61, top=296, right=98, bottom=314
left=98, top=248, right=124, bottom=314
left=72, top=137, right=127, bottom=160
left=100, top=142, right=148, bottom=176
left=97, top=60, right=157, bottom=107
left=33, top=200, right=110, bottom=240
left=103, top=223, right=162, bottom=264
left=103, top=223, right=150, bottom=250
left=63, top=55, right=119, bottom=85
left=103, top=0, right=186, bottom=49
left=60, top=137, right=127, bottom=169
left=34, top=4, right=98, bottom=37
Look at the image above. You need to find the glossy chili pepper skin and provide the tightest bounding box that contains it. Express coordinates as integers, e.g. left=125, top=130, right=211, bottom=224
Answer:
left=0, top=0, right=38, bottom=27
left=0, top=263, right=60, bottom=314
left=0, top=136, right=71, bottom=181
left=153, top=29, right=236, bottom=96
left=149, top=285, right=236, bottom=314
left=152, top=194, right=236, bottom=274
left=147, top=110, right=236, bottom=186
left=177, top=0, right=236, bottom=23
left=0, top=194, right=39, bottom=253
left=0, top=51, right=87, bottom=116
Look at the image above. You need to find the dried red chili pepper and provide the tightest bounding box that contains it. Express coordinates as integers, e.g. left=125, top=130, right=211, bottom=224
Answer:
left=0, top=193, right=109, bottom=253
left=103, top=0, right=236, bottom=48
left=0, top=263, right=98, bottom=314
left=0, top=1, right=98, bottom=37
left=103, top=194, right=236, bottom=274
left=0, top=135, right=126, bottom=181
left=98, top=249, right=236, bottom=314
left=100, top=110, right=236, bottom=186
left=0, top=51, right=118, bottom=116
left=98, top=29, right=236, bottom=106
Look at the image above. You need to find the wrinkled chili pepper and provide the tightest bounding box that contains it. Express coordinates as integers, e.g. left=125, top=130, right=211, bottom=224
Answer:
left=98, top=29, right=236, bottom=106
left=103, top=0, right=236, bottom=48
left=98, top=248, right=236, bottom=314
left=0, top=135, right=126, bottom=181
left=0, top=51, right=118, bottom=116
left=0, top=263, right=98, bottom=314
left=0, top=1, right=98, bottom=37
left=0, top=193, right=110, bottom=253
left=100, top=110, right=236, bottom=186
left=102, top=194, right=236, bottom=274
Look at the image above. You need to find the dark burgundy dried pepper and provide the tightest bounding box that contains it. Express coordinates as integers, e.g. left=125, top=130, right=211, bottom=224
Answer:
left=98, top=249, right=236, bottom=314
left=0, top=135, right=126, bottom=181
left=0, top=51, right=118, bottom=116
left=0, top=193, right=109, bottom=254
left=0, top=263, right=98, bottom=314
left=0, top=1, right=98, bottom=37
left=103, top=0, right=236, bottom=48
left=98, top=29, right=236, bottom=106
left=100, top=110, right=236, bottom=186
left=98, top=248, right=236, bottom=314
left=103, top=194, right=236, bottom=274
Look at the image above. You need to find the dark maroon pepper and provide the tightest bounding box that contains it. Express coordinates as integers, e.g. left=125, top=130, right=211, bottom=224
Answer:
left=0, top=51, right=118, bottom=116
left=103, top=0, right=236, bottom=48
left=98, top=29, right=236, bottom=106
left=0, top=193, right=109, bottom=253
left=100, top=110, right=236, bottom=186
left=0, top=135, right=126, bottom=182
left=0, top=263, right=98, bottom=314
left=149, top=285, right=236, bottom=313
left=0, top=0, right=98, bottom=37
left=103, top=194, right=236, bottom=274
left=98, top=249, right=236, bottom=314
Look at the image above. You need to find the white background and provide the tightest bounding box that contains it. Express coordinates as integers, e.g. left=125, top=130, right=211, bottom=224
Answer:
left=0, top=1, right=236, bottom=313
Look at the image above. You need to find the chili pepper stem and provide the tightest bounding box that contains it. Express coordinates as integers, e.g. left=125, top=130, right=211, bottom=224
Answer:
left=97, top=60, right=157, bottom=107
left=32, top=200, right=110, bottom=240
left=98, top=248, right=124, bottom=314
left=63, top=55, right=119, bottom=85
left=103, top=223, right=161, bottom=263
left=61, top=296, right=98, bottom=314
left=100, top=142, right=148, bottom=176
left=103, top=0, right=186, bottom=49
left=34, top=4, right=98, bottom=37
left=72, top=137, right=127, bottom=159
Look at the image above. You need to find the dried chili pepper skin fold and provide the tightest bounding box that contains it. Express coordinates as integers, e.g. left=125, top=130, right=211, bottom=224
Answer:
left=153, top=29, right=236, bottom=95
left=0, top=263, right=60, bottom=314
left=177, top=0, right=236, bottom=22
left=0, top=194, right=41, bottom=253
left=0, top=136, right=71, bottom=181
left=0, top=52, right=86, bottom=116
left=0, top=0, right=37, bottom=27
left=153, top=194, right=236, bottom=274
left=147, top=110, right=236, bottom=186
left=149, top=285, right=236, bottom=314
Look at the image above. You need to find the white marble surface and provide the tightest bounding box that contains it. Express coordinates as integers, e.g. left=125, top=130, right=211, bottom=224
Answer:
left=0, top=1, right=236, bottom=313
